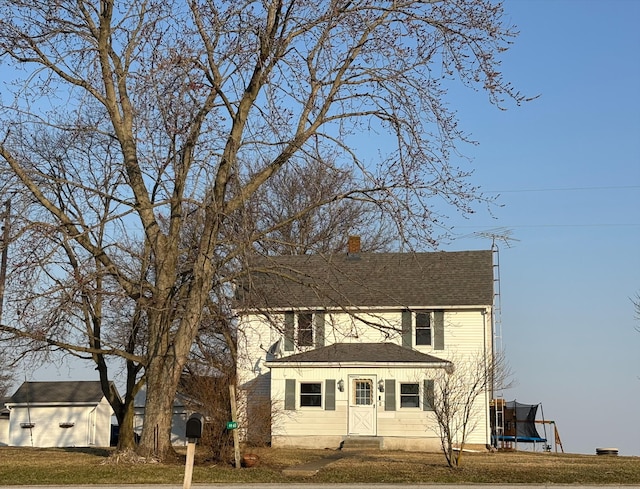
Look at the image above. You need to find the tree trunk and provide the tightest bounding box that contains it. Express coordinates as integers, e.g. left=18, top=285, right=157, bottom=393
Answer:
left=116, top=395, right=138, bottom=451
left=137, top=356, right=182, bottom=460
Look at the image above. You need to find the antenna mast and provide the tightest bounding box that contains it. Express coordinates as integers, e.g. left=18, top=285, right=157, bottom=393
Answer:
left=459, top=227, right=518, bottom=449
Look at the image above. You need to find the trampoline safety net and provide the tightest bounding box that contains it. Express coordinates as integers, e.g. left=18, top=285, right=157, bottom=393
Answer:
left=491, top=400, right=546, bottom=443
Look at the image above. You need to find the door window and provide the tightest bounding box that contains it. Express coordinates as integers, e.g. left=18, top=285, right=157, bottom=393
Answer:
left=353, top=379, right=373, bottom=405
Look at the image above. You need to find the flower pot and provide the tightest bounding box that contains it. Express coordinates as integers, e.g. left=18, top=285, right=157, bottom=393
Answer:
left=241, top=453, right=259, bottom=468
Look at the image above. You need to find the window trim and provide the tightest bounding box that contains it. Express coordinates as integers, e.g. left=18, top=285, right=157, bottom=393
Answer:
left=352, top=378, right=374, bottom=406
left=299, top=381, right=323, bottom=408
left=284, top=311, right=325, bottom=350
left=400, top=382, right=421, bottom=409
left=415, top=311, right=432, bottom=346
left=297, top=312, right=314, bottom=347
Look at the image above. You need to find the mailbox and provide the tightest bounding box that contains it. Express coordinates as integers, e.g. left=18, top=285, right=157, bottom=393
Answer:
left=185, top=413, right=204, bottom=439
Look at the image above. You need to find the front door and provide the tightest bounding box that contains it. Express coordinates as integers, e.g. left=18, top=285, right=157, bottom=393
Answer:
left=348, top=375, right=377, bottom=436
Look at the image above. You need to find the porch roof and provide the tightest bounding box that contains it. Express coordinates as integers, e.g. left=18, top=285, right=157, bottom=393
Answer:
left=266, top=342, right=450, bottom=367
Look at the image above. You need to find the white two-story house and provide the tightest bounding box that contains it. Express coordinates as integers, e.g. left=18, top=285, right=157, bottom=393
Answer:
left=236, top=243, right=494, bottom=451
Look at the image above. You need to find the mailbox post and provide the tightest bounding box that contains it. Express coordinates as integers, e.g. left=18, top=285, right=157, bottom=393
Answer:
left=183, top=413, right=203, bottom=489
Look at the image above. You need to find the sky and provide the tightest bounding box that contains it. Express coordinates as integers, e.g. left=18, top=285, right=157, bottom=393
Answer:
left=6, top=0, right=640, bottom=457
left=442, top=0, right=640, bottom=456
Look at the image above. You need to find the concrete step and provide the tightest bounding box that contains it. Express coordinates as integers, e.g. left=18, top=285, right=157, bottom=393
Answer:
left=340, top=436, right=383, bottom=450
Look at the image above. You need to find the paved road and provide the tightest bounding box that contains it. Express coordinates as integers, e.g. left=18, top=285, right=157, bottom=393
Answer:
left=2, top=485, right=640, bottom=489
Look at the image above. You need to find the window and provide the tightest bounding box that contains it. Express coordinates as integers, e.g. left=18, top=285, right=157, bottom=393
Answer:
left=400, top=383, right=420, bottom=408
left=415, top=312, right=431, bottom=345
left=297, top=313, right=314, bottom=346
left=354, top=379, right=373, bottom=405
left=300, top=382, right=322, bottom=407
left=284, top=311, right=325, bottom=351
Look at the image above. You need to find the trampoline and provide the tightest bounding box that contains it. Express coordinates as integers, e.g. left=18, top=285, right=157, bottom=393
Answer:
left=491, top=400, right=553, bottom=451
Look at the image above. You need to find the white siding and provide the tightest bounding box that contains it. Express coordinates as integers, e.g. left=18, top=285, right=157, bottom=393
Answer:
left=238, top=309, right=491, bottom=384
left=412, top=309, right=491, bottom=360
left=93, top=397, right=114, bottom=447
left=0, top=418, right=9, bottom=446
left=132, top=409, right=189, bottom=447
left=8, top=398, right=113, bottom=447
left=237, top=306, right=492, bottom=450
left=270, top=365, right=484, bottom=448
left=133, top=388, right=190, bottom=447
left=323, top=312, right=401, bottom=344
left=237, top=315, right=281, bottom=387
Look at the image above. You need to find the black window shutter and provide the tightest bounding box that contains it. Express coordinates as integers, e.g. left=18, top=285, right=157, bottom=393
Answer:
left=433, top=310, right=444, bottom=350
left=385, top=379, right=396, bottom=411
left=316, top=312, right=325, bottom=347
left=325, top=379, right=335, bottom=411
left=401, top=310, right=412, bottom=348
left=423, top=379, right=435, bottom=411
left=285, top=379, right=296, bottom=410
left=284, top=312, right=294, bottom=351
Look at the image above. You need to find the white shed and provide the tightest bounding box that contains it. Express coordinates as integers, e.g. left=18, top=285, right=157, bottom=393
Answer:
left=133, top=386, right=189, bottom=446
left=0, top=398, right=9, bottom=446
left=5, top=381, right=117, bottom=448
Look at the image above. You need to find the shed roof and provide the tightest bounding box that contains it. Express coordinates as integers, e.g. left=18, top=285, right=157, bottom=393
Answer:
left=267, top=342, right=449, bottom=366
left=237, top=250, right=493, bottom=310
left=9, top=381, right=112, bottom=405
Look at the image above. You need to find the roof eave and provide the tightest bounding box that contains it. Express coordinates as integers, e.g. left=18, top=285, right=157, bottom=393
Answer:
left=6, top=401, right=103, bottom=408
left=265, top=361, right=451, bottom=369
left=239, top=304, right=492, bottom=314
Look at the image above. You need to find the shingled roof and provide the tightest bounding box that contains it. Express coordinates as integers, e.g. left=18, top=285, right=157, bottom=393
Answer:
left=266, top=343, right=450, bottom=367
left=238, top=250, right=493, bottom=310
left=8, top=381, right=112, bottom=405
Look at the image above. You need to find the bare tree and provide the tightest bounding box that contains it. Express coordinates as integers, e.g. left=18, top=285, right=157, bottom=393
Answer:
left=427, top=351, right=511, bottom=468
left=0, top=350, right=14, bottom=398
left=247, top=156, right=394, bottom=255
left=0, top=0, right=526, bottom=459
left=0, top=200, right=13, bottom=398
left=633, top=292, right=640, bottom=332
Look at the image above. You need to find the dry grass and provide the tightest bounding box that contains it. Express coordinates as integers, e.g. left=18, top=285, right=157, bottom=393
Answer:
left=313, top=449, right=640, bottom=484
left=0, top=446, right=638, bottom=485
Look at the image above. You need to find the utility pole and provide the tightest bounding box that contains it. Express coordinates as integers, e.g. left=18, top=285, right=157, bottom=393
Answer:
left=0, top=199, right=10, bottom=325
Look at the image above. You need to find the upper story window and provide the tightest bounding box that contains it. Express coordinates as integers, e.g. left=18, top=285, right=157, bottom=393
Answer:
left=297, top=312, right=314, bottom=346
left=415, top=312, right=432, bottom=346
left=284, top=311, right=325, bottom=351
left=402, top=310, right=444, bottom=351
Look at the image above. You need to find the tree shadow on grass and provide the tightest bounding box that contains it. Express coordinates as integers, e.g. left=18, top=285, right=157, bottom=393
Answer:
left=61, top=446, right=113, bottom=457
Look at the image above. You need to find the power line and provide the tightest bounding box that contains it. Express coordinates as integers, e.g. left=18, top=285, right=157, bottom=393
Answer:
left=483, top=185, right=640, bottom=194
left=456, top=223, right=639, bottom=230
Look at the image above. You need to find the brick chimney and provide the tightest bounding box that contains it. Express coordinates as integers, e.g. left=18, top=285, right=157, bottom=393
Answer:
left=347, top=235, right=361, bottom=254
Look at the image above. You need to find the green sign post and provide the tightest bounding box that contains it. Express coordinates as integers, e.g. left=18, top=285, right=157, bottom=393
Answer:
left=226, top=421, right=238, bottom=430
